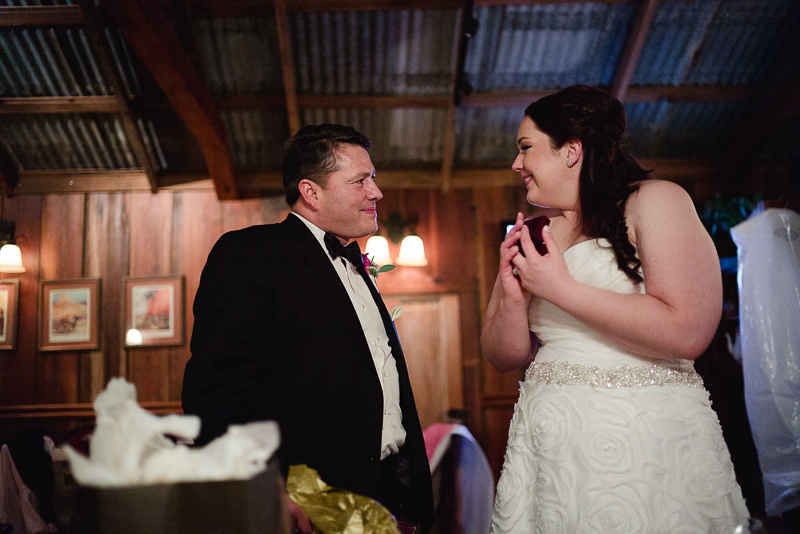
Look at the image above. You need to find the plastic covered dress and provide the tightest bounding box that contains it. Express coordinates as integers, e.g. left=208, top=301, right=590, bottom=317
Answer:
left=731, top=208, right=800, bottom=517
left=491, top=239, right=749, bottom=534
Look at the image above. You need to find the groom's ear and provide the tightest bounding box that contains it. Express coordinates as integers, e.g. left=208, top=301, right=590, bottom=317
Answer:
left=298, top=179, right=321, bottom=209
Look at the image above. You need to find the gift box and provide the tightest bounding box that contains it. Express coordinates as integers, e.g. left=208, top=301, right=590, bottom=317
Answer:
left=78, top=459, right=285, bottom=534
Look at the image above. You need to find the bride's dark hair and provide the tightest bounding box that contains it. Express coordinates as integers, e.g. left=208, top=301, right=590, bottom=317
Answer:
left=525, top=84, right=650, bottom=283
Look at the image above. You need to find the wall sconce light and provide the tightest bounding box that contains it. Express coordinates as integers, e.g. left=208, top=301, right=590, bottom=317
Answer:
left=365, top=211, right=428, bottom=267
left=365, top=235, right=393, bottom=266
left=396, top=234, right=428, bottom=267
left=125, top=328, right=143, bottom=346
left=0, top=220, right=25, bottom=273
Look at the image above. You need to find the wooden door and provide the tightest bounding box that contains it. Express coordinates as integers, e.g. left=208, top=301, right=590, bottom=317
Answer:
left=383, top=293, right=463, bottom=431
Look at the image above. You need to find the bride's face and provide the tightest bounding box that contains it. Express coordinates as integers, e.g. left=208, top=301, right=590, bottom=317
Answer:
left=512, top=117, right=579, bottom=210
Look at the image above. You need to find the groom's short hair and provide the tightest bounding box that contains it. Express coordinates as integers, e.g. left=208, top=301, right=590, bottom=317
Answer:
left=282, top=124, right=372, bottom=206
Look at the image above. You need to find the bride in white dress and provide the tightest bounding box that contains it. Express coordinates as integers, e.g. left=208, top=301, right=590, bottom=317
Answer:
left=481, top=85, right=749, bottom=533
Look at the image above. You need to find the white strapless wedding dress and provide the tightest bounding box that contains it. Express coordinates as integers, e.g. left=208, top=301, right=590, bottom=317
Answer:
left=490, top=240, right=749, bottom=534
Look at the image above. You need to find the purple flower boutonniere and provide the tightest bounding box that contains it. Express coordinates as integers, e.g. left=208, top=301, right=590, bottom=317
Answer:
left=362, top=254, right=395, bottom=279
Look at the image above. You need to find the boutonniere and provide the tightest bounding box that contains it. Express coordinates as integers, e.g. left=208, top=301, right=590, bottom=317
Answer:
left=362, top=254, right=395, bottom=279
left=390, top=306, right=404, bottom=321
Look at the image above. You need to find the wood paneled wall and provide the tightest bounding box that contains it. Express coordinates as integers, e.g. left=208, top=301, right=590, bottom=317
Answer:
left=0, top=187, right=507, bottom=465
left=0, top=175, right=738, bottom=485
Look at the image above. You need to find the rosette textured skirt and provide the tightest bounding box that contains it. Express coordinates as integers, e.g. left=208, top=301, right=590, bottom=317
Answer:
left=490, top=366, right=749, bottom=533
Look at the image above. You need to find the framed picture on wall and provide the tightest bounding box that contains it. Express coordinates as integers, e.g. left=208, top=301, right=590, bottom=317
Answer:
left=124, top=275, right=184, bottom=348
left=39, top=279, right=100, bottom=351
left=0, top=279, right=20, bottom=350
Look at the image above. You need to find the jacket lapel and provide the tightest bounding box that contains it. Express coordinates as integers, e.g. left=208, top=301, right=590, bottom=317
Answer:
left=280, top=216, right=378, bottom=375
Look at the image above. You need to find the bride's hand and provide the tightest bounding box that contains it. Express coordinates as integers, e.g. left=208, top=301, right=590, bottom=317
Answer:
left=512, top=224, right=574, bottom=304
left=499, top=213, right=528, bottom=301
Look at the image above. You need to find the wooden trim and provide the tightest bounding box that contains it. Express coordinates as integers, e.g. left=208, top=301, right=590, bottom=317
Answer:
left=274, top=0, right=301, bottom=135
left=0, top=96, right=121, bottom=114
left=77, top=0, right=160, bottom=194
left=14, top=170, right=154, bottom=194
left=481, top=394, right=518, bottom=407
left=0, top=401, right=183, bottom=419
left=0, top=5, right=84, bottom=27
left=610, top=0, right=659, bottom=102
left=102, top=0, right=238, bottom=199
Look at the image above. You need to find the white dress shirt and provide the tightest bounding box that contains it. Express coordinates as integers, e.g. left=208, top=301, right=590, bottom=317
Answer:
left=292, top=213, right=406, bottom=459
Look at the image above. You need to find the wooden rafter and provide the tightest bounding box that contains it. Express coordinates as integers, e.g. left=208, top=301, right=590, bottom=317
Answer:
left=187, top=0, right=463, bottom=17
left=274, top=0, right=301, bottom=135
left=610, top=0, right=659, bottom=102
left=441, top=3, right=469, bottom=191
left=185, top=0, right=683, bottom=17
left=77, top=0, right=159, bottom=194
left=0, top=84, right=755, bottom=122
left=0, top=86, right=754, bottom=117
left=0, top=5, right=84, bottom=27
left=460, top=85, right=757, bottom=108
left=0, top=96, right=121, bottom=114
left=102, top=0, right=238, bottom=200
left=12, top=159, right=720, bottom=194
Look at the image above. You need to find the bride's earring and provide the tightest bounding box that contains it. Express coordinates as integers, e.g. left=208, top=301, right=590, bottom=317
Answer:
left=566, top=158, right=572, bottom=166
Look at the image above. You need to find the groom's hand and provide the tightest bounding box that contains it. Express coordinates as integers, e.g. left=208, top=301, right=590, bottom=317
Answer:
left=286, top=494, right=312, bottom=533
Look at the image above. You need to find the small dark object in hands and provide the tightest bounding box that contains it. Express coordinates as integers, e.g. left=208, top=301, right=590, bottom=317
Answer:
left=517, top=216, right=549, bottom=256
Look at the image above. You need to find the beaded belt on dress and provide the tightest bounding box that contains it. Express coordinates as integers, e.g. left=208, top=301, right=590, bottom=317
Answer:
left=525, top=360, right=704, bottom=388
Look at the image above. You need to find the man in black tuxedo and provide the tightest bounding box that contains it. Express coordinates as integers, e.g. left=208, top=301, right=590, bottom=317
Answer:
left=182, top=124, right=434, bottom=532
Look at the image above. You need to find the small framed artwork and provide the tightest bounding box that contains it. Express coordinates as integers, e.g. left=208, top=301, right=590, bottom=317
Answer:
left=39, top=279, right=101, bottom=351
left=124, top=275, right=184, bottom=347
left=0, top=279, right=20, bottom=350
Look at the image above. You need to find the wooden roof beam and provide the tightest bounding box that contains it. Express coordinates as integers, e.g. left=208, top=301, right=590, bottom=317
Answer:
left=0, top=5, right=84, bottom=27
left=10, top=159, right=719, bottom=194
left=77, top=0, right=159, bottom=194
left=610, top=0, right=658, bottom=103
left=274, top=0, right=301, bottom=135
left=461, top=85, right=756, bottom=108
left=188, top=0, right=463, bottom=17
left=187, top=0, right=680, bottom=17
left=0, top=96, right=121, bottom=114
left=441, top=3, right=470, bottom=191
left=102, top=0, right=238, bottom=200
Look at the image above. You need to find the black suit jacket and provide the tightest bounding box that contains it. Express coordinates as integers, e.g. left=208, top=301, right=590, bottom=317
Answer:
left=182, top=214, right=434, bottom=531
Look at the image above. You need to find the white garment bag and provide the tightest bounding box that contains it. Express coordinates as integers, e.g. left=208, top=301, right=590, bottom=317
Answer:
left=731, top=208, right=800, bottom=517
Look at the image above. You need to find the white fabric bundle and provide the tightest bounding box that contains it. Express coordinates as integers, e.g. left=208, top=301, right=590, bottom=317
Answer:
left=63, top=378, right=279, bottom=487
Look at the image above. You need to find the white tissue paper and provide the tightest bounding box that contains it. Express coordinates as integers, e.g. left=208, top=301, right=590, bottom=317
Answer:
left=63, top=378, right=279, bottom=487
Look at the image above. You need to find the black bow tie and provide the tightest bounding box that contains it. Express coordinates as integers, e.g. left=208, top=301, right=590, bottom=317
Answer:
left=324, top=232, right=364, bottom=270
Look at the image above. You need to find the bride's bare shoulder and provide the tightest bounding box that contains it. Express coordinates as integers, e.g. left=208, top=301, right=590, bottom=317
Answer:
left=626, top=180, right=694, bottom=245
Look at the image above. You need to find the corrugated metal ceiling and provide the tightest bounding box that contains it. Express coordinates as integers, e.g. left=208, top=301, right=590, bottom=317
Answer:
left=0, top=0, right=798, bottom=197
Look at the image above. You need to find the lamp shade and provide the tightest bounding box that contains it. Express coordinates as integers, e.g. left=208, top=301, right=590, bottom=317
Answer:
left=396, top=234, right=428, bottom=266
left=126, top=328, right=143, bottom=346
left=365, top=235, right=393, bottom=266
left=0, top=244, right=25, bottom=273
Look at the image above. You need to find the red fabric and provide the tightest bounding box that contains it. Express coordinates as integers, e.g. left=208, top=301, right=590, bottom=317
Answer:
left=423, top=423, right=457, bottom=463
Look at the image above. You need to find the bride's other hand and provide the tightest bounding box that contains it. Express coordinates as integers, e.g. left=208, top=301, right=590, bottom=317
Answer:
left=512, top=224, right=575, bottom=304
left=482, top=212, right=541, bottom=373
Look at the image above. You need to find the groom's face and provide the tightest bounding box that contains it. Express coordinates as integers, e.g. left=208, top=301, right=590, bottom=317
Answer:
left=315, top=144, right=382, bottom=241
